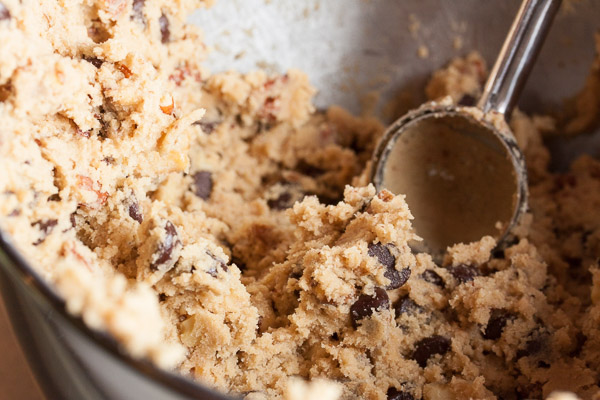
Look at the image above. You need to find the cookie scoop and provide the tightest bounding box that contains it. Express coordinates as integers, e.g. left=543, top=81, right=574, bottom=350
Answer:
left=371, top=0, right=561, bottom=257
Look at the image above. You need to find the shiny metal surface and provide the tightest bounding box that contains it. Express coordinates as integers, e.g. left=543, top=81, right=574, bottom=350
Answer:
left=372, top=0, right=560, bottom=254
left=1, top=1, right=599, bottom=400
left=369, top=102, right=529, bottom=258
left=479, top=0, right=562, bottom=116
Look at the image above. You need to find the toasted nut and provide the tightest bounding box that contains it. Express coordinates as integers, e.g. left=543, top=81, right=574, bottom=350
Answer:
left=160, top=94, right=174, bottom=115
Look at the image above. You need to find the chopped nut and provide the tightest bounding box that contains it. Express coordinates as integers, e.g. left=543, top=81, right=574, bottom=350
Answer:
left=117, top=64, right=132, bottom=78
left=160, top=94, right=174, bottom=115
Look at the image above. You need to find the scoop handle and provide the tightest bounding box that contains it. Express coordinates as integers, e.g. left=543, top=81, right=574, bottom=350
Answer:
left=477, top=0, right=562, bottom=118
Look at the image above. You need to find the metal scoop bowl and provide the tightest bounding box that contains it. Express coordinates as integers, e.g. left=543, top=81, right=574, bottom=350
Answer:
left=371, top=0, right=562, bottom=257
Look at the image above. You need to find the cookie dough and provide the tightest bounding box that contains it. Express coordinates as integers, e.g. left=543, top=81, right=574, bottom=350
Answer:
left=0, top=1, right=600, bottom=400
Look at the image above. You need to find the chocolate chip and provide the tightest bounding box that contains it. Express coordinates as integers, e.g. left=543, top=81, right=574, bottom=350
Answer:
left=330, top=332, right=340, bottom=341
left=150, top=221, right=180, bottom=271
left=128, top=201, right=143, bottom=223
left=191, top=171, right=213, bottom=200
left=48, top=193, right=61, bottom=202
left=483, top=309, right=514, bottom=340
left=0, top=3, right=10, bottom=21
left=412, top=335, right=451, bottom=368
left=206, top=251, right=227, bottom=277
left=350, top=287, right=389, bottom=328
left=131, top=0, right=145, bottom=23
left=387, top=387, right=414, bottom=400
left=447, top=264, right=480, bottom=283
left=491, top=247, right=505, bottom=259
left=193, top=120, right=219, bottom=134
left=267, top=192, right=292, bottom=210
left=159, top=13, right=170, bottom=44
left=32, top=219, right=58, bottom=245
left=420, top=269, right=445, bottom=288
left=458, top=94, right=476, bottom=106
left=387, top=268, right=411, bottom=290
left=393, top=295, right=422, bottom=317
left=368, top=243, right=395, bottom=269
left=83, top=56, right=104, bottom=69
left=158, top=293, right=167, bottom=302
left=516, top=336, right=543, bottom=359
left=368, top=243, right=410, bottom=289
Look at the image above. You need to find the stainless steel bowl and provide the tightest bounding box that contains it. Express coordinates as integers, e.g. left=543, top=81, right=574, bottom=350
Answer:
left=1, top=1, right=599, bottom=399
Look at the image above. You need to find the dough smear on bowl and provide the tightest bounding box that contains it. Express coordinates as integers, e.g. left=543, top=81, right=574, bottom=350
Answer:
left=0, top=1, right=600, bottom=399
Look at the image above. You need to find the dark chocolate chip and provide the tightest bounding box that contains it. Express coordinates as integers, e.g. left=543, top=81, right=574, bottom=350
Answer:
left=350, top=287, right=389, bottom=328
left=33, top=219, right=58, bottom=233
left=32, top=219, right=58, bottom=245
left=483, top=309, right=514, bottom=340
left=150, top=221, right=180, bottom=271
left=368, top=243, right=395, bottom=269
left=128, top=201, right=143, bottom=223
left=206, top=266, right=217, bottom=277
left=491, top=247, right=505, bottom=259
left=48, top=193, right=61, bottom=202
left=83, top=56, right=104, bottom=68
left=193, top=120, right=219, bottom=134
left=387, top=387, right=414, bottom=400
left=458, top=94, right=476, bottom=106
left=131, top=0, right=145, bottom=23
left=393, top=295, right=422, bottom=317
left=159, top=13, right=170, bottom=44
left=158, top=293, right=167, bottom=302
left=368, top=243, right=410, bottom=289
left=420, top=269, right=445, bottom=288
left=447, top=264, right=480, bottom=283
left=386, top=267, right=411, bottom=290
left=235, top=114, right=243, bottom=125
left=191, top=171, right=213, bottom=200
left=412, top=335, right=451, bottom=368
left=206, top=251, right=228, bottom=277
left=267, top=191, right=293, bottom=210
left=0, top=3, right=10, bottom=21
left=516, top=336, right=543, bottom=359
left=330, top=332, right=339, bottom=341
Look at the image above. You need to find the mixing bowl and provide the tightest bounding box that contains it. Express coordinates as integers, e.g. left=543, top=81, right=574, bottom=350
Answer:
left=0, top=1, right=598, bottom=399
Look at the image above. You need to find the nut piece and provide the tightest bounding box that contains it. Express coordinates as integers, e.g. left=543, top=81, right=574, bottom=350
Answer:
left=160, top=94, right=174, bottom=115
